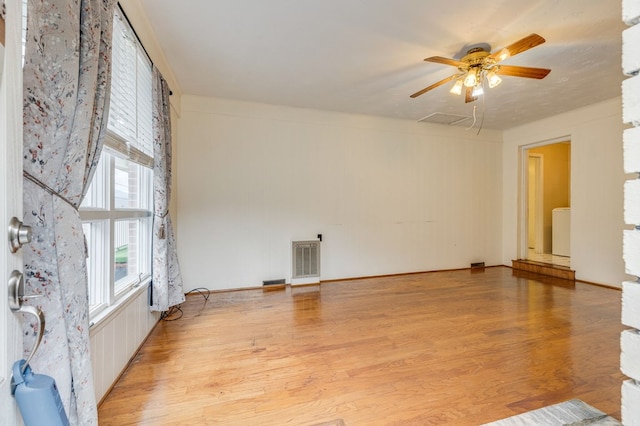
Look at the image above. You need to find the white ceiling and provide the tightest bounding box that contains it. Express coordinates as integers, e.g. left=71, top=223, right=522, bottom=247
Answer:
left=136, top=0, right=625, bottom=130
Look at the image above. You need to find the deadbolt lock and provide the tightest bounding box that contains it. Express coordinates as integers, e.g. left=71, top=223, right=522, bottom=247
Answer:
left=8, top=217, right=32, bottom=253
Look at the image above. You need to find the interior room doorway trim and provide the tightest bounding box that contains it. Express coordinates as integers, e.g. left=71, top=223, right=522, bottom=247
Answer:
left=517, top=135, right=571, bottom=261
left=528, top=153, right=544, bottom=254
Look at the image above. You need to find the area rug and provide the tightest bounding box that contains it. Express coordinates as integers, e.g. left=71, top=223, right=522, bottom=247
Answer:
left=482, top=399, right=620, bottom=425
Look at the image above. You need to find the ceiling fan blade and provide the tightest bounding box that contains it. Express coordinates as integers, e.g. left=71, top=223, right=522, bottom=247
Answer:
left=495, top=65, right=551, bottom=79
left=424, top=56, right=466, bottom=67
left=465, top=86, right=477, bottom=103
left=410, top=74, right=459, bottom=98
left=488, top=33, right=546, bottom=62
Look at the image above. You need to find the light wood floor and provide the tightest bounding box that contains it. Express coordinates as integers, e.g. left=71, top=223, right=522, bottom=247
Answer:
left=98, top=267, right=623, bottom=425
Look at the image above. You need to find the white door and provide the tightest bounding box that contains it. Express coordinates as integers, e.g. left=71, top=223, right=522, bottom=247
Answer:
left=0, top=0, right=24, bottom=423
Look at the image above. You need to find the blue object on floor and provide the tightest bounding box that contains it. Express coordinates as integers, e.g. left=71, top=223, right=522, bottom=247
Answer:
left=12, top=359, right=69, bottom=426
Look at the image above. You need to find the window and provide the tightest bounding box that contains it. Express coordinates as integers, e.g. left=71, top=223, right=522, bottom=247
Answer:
left=80, top=7, right=153, bottom=318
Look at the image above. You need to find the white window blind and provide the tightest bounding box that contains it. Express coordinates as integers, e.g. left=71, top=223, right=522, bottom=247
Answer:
left=108, top=8, right=153, bottom=167
left=79, top=6, right=154, bottom=319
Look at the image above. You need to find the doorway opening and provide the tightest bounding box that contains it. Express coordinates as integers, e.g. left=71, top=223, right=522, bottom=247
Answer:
left=522, top=140, right=571, bottom=268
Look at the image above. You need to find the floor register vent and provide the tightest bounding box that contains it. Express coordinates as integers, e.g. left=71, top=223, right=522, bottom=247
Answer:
left=291, top=240, right=320, bottom=285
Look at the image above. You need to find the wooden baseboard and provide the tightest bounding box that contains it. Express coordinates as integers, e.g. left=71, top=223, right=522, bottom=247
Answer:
left=319, top=265, right=501, bottom=284
left=184, top=266, right=504, bottom=295
left=575, top=279, right=621, bottom=291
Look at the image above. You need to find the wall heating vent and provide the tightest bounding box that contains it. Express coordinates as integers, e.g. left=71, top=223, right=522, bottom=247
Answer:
left=292, top=240, right=320, bottom=285
left=418, top=112, right=472, bottom=126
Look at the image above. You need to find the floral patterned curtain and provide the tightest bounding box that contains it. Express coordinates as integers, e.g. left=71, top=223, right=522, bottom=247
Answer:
left=151, top=65, right=185, bottom=312
left=22, top=0, right=116, bottom=424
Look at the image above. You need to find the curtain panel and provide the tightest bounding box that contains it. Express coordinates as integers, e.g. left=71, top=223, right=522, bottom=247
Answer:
left=22, top=0, right=116, bottom=424
left=151, top=66, right=185, bottom=312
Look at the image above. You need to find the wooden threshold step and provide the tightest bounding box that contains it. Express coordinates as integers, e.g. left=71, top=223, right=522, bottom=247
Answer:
left=512, top=259, right=575, bottom=280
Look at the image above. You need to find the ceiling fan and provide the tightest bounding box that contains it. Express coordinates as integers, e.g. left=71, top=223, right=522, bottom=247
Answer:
left=410, top=33, right=551, bottom=103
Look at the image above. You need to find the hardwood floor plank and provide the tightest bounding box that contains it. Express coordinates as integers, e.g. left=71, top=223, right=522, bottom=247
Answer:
left=98, top=267, right=623, bottom=425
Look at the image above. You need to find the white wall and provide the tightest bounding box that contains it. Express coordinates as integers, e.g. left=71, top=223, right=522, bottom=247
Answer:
left=177, top=96, right=504, bottom=291
left=502, top=97, right=629, bottom=286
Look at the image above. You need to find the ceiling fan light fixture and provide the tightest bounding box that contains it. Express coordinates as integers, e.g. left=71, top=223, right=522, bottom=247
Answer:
left=450, top=79, right=464, bottom=95
left=463, top=69, right=477, bottom=87
left=410, top=34, right=550, bottom=103
left=486, top=70, right=502, bottom=88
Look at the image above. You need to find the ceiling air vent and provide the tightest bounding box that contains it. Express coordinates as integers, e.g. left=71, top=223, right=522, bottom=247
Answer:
left=418, top=112, right=472, bottom=126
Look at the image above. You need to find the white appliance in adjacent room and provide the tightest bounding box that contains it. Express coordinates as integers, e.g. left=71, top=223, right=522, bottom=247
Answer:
left=552, top=207, right=571, bottom=257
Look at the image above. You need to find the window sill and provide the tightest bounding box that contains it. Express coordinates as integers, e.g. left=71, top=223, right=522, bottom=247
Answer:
left=89, top=279, right=151, bottom=334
